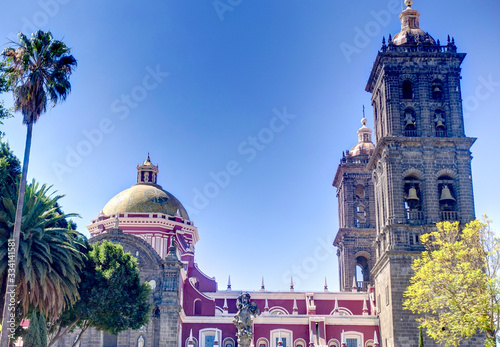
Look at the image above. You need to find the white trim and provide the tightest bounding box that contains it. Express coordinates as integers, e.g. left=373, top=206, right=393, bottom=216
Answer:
left=269, top=306, right=289, bottom=315
left=270, top=329, right=293, bottom=347
left=222, top=337, right=235, bottom=347
left=294, top=338, right=306, bottom=347
left=344, top=331, right=364, bottom=347
left=198, top=328, right=222, bottom=347
left=256, top=338, right=270, bottom=347
left=327, top=338, right=340, bottom=347
left=365, top=339, right=374, bottom=347
left=329, top=307, right=353, bottom=316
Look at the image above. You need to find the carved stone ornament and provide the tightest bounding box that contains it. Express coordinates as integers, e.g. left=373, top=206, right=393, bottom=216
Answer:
left=233, top=292, right=261, bottom=347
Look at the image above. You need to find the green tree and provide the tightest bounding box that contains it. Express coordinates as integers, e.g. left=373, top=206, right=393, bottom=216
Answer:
left=0, top=31, right=77, bottom=344
left=0, top=181, right=83, bottom=333
left=0, top=61, right=13, bottom=134
left=0, top=139, right=20, bottom=195
left=23, top=311, right=41, bottom=347
left=48, top=241, right=151, bottom=347
left=403, top=219, right=500, bottom=347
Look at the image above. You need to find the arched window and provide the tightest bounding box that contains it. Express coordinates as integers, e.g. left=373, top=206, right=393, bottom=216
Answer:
left=438, top=175, right=457, bottom=221
left=257, top=338, right=269, bottom=347
left=199, top=329, right=222, bottom=347
left=356, top=204, right=367, bottom=228
left=223, top=337, right=235, bottom=347
left=355, top=184, right=365, bottom=199
left=356, top=255, right=370, bottom=290
left=404, top=175, right=424, bottom=224
left=403, top=108, right=417, bottom=137
left=434, top=109, right=447, bottom=137
left=402, top=81, right=413, bottom=99
left=432, top=79, right=443, bottom=100
left=270, top=330, right=292, bottom=347
left=194, top=299, right=202, bottom=315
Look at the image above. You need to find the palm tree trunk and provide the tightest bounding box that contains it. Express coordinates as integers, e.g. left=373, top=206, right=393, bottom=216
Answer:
left=0, top=121, right=33, bottom=346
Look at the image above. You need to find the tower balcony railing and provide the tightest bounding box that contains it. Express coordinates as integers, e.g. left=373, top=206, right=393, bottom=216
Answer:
left=356, top=281, right=369, bottom=292
left=404, top=129, right=419, bottom=137
left=406, top=211, right=426, bottom=225
left=435, top=130, right=448, bottom=137
left=440, top=211, right=459, bottom=222
left=356, top=222, right=371, bottom=228
left=382, top=42, right=457, bottom=54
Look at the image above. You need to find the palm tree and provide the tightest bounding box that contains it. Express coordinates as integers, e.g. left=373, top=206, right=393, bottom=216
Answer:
left=0, top=31, right=76, bottom=344
left=0, top=181, right=83, bottom=342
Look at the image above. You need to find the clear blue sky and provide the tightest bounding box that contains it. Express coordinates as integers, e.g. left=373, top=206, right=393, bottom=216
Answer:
left=1, top=0, right=499, bottom=292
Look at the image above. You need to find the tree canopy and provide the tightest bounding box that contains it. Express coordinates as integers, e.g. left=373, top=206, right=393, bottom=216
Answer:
left=403, top=219, right=500, bottom=347
left=48, top=240, right=151, bottom=347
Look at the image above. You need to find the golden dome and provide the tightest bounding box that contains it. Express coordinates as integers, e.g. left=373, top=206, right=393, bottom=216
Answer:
left=102, top=183, right=190, bottom=220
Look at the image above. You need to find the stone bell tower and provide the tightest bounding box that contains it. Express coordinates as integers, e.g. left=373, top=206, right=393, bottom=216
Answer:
left=365, top=0, right=476, bottom=345
left=333, top=114, right=377, bottom=292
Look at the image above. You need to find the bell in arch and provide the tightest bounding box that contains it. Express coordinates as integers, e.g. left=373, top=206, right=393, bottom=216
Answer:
left=406, top=186, right=419, bottom=201
left=440, top=185, right=456, bottom=202
left=433, top=85, right=442, bottom=93
left=436, top=120, right=445, bottom=129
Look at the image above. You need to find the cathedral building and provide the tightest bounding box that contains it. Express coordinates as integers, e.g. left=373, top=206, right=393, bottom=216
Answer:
left=58, top=1, right=482, bottom=346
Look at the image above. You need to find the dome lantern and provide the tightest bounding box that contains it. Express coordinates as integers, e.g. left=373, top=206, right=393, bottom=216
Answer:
left=393, top=0, right=436, bottom=46
left=349, top=107, right=375, bottom=157
left=137, top=153, right=159, bottom=185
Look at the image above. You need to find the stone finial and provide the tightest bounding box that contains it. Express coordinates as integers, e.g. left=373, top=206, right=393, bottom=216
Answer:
left=309, top=331, right=315, bottom=347
left=374, top=331, right=380, bottom=346
left=293, top=298, right=298, bottom=315
left=223, top=297, right=229, bottom=313
left=341, top=330, right=347, bottom=347
left=290, top=277, right=294, bottom=292
left=227, top=276, right=232, bottom=291
left=278, top=331, right=283, bottom=346
left=334, top=297, right=339, bottom=315
left=324, top=277, right=328, bottom=292
left=363, top=298, right=369, bottom=315
left=260, top=277, right=265, bottom=291
left=264, top=298, right=269, bottom=312
left=188, top=329, right=195, bottom=347
left=352, top=276, right=358, bottom=292
left=405, top=0, right=413, bottom=8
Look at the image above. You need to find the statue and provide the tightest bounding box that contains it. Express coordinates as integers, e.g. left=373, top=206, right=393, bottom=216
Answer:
left=233, top=292, right=260, bottom=347
left=114, top=214, right=119, bottom=229
left=137, top=335, right=145, bottom=347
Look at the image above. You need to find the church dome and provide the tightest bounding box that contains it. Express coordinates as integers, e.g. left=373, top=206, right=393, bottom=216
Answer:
left=101, top=155, right=190, bottom=220
left=102, top=184, right=190, bottom=220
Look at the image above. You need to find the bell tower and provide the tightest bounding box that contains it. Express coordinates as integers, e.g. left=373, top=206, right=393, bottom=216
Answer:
left=333, top=114, right=377, bottom=292
left=365, top=0, right=476, bottom=345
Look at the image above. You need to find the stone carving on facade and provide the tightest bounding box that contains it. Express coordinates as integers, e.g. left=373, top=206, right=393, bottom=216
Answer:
left=233, top=292, right=260, bottom=347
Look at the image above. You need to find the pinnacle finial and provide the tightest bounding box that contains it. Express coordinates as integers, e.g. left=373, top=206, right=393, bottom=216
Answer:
left=405, top=0, right=413, bottom=8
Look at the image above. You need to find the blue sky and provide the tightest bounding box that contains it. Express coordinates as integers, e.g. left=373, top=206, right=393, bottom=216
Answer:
left=1, top=0, right=499, bottom=292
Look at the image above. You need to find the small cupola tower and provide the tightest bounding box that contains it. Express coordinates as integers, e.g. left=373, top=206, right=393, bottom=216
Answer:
left=333, top=111, right=376, bottom=292
left=137, top=154, right=159, bottom=184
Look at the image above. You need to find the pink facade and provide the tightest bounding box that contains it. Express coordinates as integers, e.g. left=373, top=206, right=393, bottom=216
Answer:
left=88, top=156, right=380, bottom=347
